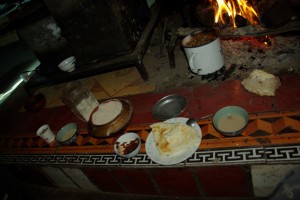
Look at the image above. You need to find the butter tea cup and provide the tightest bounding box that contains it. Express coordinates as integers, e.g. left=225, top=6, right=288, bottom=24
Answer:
left=56, top=123, right=79, bottom=145
left=36, top=124, right=55, bottom=143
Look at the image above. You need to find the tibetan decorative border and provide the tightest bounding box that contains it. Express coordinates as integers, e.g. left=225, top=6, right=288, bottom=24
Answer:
left=1, top=145, right=300, bottom=167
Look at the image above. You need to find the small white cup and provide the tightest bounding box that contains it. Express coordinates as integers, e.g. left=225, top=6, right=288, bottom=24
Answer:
left=58, top=56, right=76, bottom=72
left=36, top=124, right=55, bottom=143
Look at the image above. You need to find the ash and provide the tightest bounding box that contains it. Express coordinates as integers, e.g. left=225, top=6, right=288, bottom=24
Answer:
left=221, top=34, right=300, bottom=80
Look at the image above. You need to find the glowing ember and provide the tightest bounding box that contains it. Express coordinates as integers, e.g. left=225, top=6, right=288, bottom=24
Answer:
left=213, top=0, right=259, bottom=28
left=240, top=35, right=272, bottom=49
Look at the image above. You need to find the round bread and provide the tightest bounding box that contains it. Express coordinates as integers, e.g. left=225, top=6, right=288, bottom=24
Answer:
left=92, top=100, right=123, bottom=125
left=241, top=69, right=281, bottom=96
left=150, top=122, right=199, bottom=156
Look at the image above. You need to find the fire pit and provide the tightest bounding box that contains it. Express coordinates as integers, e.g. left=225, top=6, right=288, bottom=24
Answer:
left=176, top=0, right=300, bottom=81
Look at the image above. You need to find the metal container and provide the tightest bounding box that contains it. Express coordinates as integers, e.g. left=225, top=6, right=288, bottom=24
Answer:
left=182, top=31, right=224, bottom=75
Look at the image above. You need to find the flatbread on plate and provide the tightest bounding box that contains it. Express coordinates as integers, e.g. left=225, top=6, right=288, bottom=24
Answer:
left=150, top=122, right=199, bottom=156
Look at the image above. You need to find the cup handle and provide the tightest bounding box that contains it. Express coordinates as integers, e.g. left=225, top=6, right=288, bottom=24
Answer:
left=188, top=53, right=198, bottom=71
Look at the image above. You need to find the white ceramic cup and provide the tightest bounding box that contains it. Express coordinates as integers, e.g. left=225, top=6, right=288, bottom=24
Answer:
left=36, top=124, right=55, bottom=143
left=58, top=56, right=76, bottom=72
left=182, top=32, right=224, bottom=75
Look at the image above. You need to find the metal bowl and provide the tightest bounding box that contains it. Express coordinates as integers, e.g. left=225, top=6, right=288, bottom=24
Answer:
left=213, top=106, right=249, bottom=136
left=152, top=94, right=187, bottom=120
left=88, top=99, right=133, bottom=138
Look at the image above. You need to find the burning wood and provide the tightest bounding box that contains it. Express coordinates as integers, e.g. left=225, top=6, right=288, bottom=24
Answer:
left=176, top=0, right=300, bottom=81
left=219, top=20, right=300, bottom=37
left=194, top=0, right=297, bottom=37
left=210, top=0, right=298, bottom=37
left=212, top=0, right=260, bottom=28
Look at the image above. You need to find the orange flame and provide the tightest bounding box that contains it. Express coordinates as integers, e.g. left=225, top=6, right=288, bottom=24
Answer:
left=214, top=0, right=259, bottom=28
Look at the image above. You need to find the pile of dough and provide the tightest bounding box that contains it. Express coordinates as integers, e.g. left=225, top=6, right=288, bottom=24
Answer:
left=150, top=122, right=199, bottom=156
left=92, top=100, right=123, bottom=125
left=241, top=70, right=281, bottom=96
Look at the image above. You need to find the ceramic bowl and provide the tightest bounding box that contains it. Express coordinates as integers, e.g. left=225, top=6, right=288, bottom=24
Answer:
left=114, top=132, right=141, bottom=158
left=58, top=56, right=76, bottom=72
left=213, top=106, right=249, bottom=136
left=56, top=123, right=79, bottom=145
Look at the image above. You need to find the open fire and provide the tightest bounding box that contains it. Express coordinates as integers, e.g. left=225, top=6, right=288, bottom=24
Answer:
left=189, top=0, right=300, bottom=81
left=213, top=0, right=259, bottom=28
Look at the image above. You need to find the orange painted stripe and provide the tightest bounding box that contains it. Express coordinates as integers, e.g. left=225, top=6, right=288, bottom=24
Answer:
left=1, top=111, right=300, bottom=155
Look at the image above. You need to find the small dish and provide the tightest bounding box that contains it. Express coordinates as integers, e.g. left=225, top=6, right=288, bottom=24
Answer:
left=56, top=123, right=79, bottom=145
left=58, top=56, right=76, bottom=72
left=213, top=106, right=249, bottom=136
left=114, top=132, right=141, bottom=158
left=152, top=94, right=187, bottom=120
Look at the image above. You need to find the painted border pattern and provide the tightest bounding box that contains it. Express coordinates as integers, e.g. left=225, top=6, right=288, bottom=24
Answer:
left=1, top=145, right=300, bottom=167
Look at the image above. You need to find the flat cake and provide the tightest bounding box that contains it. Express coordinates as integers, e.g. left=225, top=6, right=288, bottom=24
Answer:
left=150, top=122, right=199, bottom=156
left=92, top=100, right=123, bottom=125
left=241, top=69, right=281, bottom=96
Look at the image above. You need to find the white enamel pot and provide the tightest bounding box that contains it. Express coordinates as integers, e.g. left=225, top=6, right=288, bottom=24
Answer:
left=182, top=32, right=224, bottom=75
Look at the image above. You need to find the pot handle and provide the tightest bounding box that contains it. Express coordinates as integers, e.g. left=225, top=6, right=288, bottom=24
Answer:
left=188, top=53, right=198, bottom=71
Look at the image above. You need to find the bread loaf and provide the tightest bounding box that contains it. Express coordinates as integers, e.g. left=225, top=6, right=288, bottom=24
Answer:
left=241, top=70, right=281, bottom=96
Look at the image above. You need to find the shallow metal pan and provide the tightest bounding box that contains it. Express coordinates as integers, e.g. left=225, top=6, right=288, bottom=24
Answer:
left=152, top=94, right=187, bottom=120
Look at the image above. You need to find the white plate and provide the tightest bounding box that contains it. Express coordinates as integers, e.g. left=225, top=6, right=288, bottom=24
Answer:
left=145, top=117, right=202, bottom=165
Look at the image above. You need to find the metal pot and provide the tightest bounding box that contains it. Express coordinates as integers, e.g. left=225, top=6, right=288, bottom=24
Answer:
left=182, top=31, right=224, bottom=75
